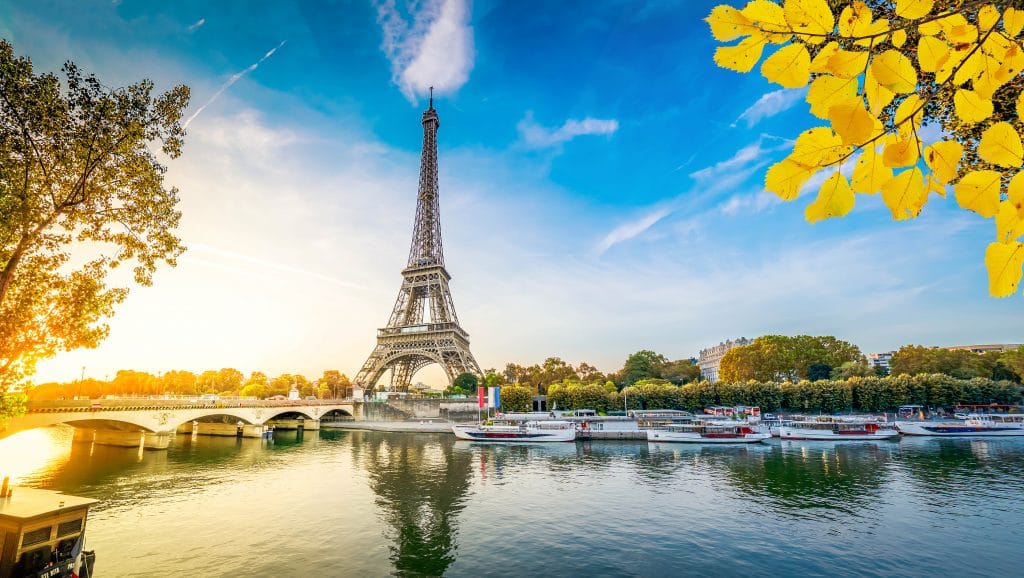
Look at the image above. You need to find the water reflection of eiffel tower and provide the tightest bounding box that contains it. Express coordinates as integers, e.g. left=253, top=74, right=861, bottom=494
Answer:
left=353, top=91, right=482, bottom=392
left=354, top=432, right=473, bottom=576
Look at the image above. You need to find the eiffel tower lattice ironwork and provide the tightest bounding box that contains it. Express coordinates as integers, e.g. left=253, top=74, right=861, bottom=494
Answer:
left=353, top=92, right=482, bottom=392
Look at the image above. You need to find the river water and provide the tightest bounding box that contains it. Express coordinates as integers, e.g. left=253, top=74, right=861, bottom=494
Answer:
left=1, top=427, right=1023, bottom=577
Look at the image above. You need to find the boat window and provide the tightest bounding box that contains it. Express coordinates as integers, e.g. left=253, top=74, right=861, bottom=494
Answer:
left=57, top=519, right=83, bottom=537
left=21, top=526, right=51, bottom=547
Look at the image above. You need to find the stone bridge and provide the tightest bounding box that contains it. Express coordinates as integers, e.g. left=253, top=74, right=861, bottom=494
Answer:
left=1, top=399, right=355, bottom=449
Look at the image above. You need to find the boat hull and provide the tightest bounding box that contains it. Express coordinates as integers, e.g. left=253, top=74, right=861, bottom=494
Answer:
left=779, top=428, right=899, bottom=441
left=647, top=430, right=769, bottom=444
left=896, top=422, right=1024, bottom=437
left=451, top=425, right=576, bottom=442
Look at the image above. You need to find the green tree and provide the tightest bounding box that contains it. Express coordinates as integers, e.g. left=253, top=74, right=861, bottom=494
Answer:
left=319, top=370, right=351, bottom=398
left=618, top=350, right=668, bottom=387
left=0, top=39, right=189, bottom=418
left=661, top=358, right=702, bottom=385
left=499, top=385, right=533, bottom=412
left=453, top=372, right=478, bottom=393
left=807, top=362, right=833, bottom=381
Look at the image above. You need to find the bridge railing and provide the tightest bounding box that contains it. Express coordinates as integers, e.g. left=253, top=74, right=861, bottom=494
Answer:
left=24, top=398, right=356, bottom=413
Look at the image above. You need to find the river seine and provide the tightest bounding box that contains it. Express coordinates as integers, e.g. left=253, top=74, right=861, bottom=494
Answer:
left=2, top=427, right=1023, bottom=577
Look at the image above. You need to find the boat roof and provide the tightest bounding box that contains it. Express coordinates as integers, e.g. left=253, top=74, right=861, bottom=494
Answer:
left=0, top=487, right=98, bottom=521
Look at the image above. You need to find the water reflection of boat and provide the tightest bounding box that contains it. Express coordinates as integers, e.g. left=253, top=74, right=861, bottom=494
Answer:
left=451, top=421, right=576, bottom=442
left=896, top=414, right=1024, bottom=437
left=0, top=483, right=97, bottom=578
left=647, top=422, right=770, bottom=444
left=780, top=417, right=899, bottom=441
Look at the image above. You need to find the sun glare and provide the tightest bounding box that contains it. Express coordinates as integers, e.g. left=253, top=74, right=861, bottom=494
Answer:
left=0, top=426, right=73, bottom=486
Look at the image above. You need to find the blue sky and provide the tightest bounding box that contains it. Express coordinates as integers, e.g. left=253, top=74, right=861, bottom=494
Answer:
left=2, top=0, right=1019, bottom=385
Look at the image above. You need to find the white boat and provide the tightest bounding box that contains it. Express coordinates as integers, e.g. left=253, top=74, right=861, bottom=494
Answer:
left=779, top=417, right=899, bottom=441
left=451, top=420, right=576, bottom=442
left=896, top=414, right=1024, bottom=437
left=647, top=421, right=770, bottom=444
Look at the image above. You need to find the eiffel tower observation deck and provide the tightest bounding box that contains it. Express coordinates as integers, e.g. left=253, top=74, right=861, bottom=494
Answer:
left=353, top=90, right=482, bottom=392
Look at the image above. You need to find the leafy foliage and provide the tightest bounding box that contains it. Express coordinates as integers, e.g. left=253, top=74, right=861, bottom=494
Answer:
left=719, top=334, right=864, bottom=381
left=707, top=1, right=1024, bottom=296
left=0, top=39, right=190, bottom=403
left=889, top=343, right=1022, bottom=380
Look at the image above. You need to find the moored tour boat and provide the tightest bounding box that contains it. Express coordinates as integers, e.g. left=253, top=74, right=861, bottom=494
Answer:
left=779, top=417, right=899, bottom=441
left=0, top=481, right=98, bottom=578
left=452, top=420, right=576, bottom=442
left=896, top=414, right=1024, bottom=437
left=647, top=421, right=770, bottom=444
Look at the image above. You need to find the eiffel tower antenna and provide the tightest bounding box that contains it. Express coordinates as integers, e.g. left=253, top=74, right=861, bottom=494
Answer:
left=353, top=98, right=482, bottom=392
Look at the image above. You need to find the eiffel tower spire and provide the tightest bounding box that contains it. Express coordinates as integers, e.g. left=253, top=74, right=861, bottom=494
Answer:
left=353, top=95, right=482, bottom=392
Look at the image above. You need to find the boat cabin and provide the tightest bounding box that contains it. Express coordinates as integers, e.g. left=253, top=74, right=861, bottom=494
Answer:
left=0, top=487, right=97, bottom=578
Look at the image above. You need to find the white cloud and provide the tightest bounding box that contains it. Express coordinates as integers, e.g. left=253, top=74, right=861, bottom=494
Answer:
left=733, top=88, right=806, bottom=128
left=719, top=191, right=782, bottom=216
left=375, top=0, right=474, bottom=102
left=183, top=41, right=286, bottom=128
left=187, top=18, right=206, bottom=33
left=517, top=112, right=619, bottom=149
left=594, top=208, right=670, bottom=256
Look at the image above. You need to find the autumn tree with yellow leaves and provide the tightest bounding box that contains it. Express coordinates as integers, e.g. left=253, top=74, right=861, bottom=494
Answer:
left=706, top=0, right=1024, bottom=297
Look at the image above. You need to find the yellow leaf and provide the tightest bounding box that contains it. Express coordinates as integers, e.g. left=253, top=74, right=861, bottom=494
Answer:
left=925, top=175, right=946, bottom=198
left=837, top=2, right=871, bottom=38
left=783, top=0, right=833, bottom=44
left=806, top=75, right=858, bottom=118
left=923, top=140, right=963, bottom=184
left=765, top=159, right=816, bottom=200
left=791, top=126, right=850, bottom=166
left=917, top=36, right=949, bottom=73
left=881, top=168, right=927, bottom=220
left=995, top=45, right=1024, bottom=91
left=707, top=5, right=756, bottom=41
left=809, top=41, right=839, bottom=73
left=984, top=241, right=1024, bottom=297
left=953, top=89, right=993, bottom=125
left=761, top=43, right=811, bottom=88
left=1018, top=92, right=1024, bottom=121
left=871, top=50, right=917, bottom=93
left=996, top=202, right=1024, bottom=243
left=943, top=14, right=978, bottom=44
left=918, top=19, right=942, bottom=36
left=978, top=122, right=1024, bottom=168
left=891, top=29, right=907, bottom=48
left=1010, top=172, right=1024, bottom=205
left=955, top=170, right=1001, bottom=218
left=883, top=137, right=919, bottom=167
left=805, top=172, right=855, bottom=223
left=972, top=54, right=1005, bottom=100
left=714, top=35, right=768, bottom=72
left=895, top=0, right=933, bottom=20
left=826, top=48, right=869, bottom=78
left=854, top=19, right=889, bottom=47
left=953, top=50, right=983, bottom=88
left=864, top=66, right=895, bottom=116
left=741, top=0, right=793, bottom=43
left=828, top=101, right=875, bottom=145
left=852, top=147, right=891, bottom=194
left=1006, top=8, right=1024, bottom=37
left=893, top=94, right=922, bottom=136
left=978, top=5, right=1000, bottom=31
left=936, top=45, right=971, bottom=83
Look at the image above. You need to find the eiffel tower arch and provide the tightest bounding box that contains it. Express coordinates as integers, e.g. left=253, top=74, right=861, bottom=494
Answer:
left=353, top=93, right=482, bottom=393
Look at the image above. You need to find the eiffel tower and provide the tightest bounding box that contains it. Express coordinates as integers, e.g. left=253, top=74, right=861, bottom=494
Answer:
left=353, top=91, right=482, bottom=392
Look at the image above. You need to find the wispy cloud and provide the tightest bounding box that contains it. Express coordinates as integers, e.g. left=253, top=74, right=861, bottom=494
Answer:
left=594, top=208, right=670, bottom=256
left=374, top=0, right=474, bottom=102
left=183, top=41, right=286, bottom=128
left=733, top=88, right=806, bottom=128
left=719, top=191, right=782, bottom=215
left=517, top=112, right=619, bottom=149
left=188, top=243, right=366, bottom=290
left=187, top=18, right=206, bottom=33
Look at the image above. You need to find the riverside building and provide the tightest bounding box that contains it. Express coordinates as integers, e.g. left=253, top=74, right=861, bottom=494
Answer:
left=698, top=337, right=752, bottom=383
